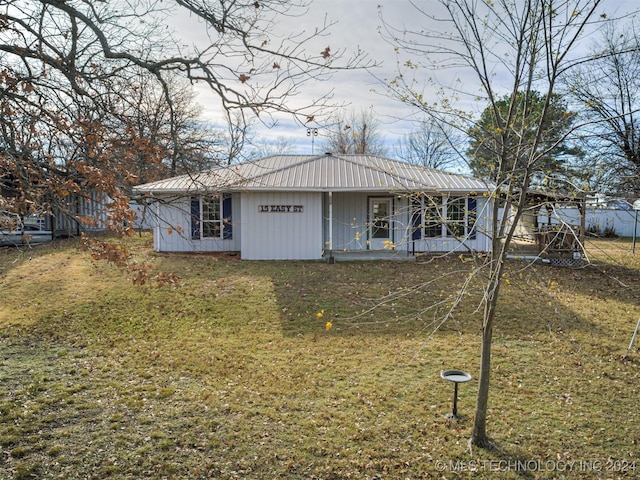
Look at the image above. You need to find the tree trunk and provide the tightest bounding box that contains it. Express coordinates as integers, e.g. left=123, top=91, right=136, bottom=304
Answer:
left=471, top=309, right=495, bottom=447
left=471, top=215, right=504, bottom=447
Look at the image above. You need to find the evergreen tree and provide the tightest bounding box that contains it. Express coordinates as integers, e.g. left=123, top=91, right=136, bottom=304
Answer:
left=467, top=91, right=583, bottom=188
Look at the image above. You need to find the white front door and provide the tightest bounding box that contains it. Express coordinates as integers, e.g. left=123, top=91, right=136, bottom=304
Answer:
left=369, top=197, right=393, bottom=249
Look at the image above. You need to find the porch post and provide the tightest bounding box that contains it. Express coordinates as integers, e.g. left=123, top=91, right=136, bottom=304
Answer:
left=328, top=191, right=333, bottom=260
left=579, top=196, right=586, bottom=246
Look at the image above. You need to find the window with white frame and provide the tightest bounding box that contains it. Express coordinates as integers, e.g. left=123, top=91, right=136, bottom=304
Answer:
left=412, top=195, right=476, bottom=240
left=423, top=196, right=443, bottom=238
left=202, top=197, right=222, bottom=238
left=191, top=195, right=232, bottom=240
left=445, top=197, right=466, bottom=237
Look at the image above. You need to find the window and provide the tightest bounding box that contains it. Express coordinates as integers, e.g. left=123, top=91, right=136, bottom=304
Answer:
left=371, top=200, right=390, bottom=239
left=446, top=197, right=466, bottom=237
left=411, top=195, right=477, bottom=240
left=202, top=197, right=222, bottom=238
left=445, top=197, right=477, bottom=239
left=191, top=195, right=232, bottom=240
left=423, top=196, right=443, bottom=238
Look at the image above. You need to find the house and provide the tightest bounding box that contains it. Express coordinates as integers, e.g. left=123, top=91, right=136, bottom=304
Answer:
left=133, top=153, right=494, bottom=260
left=0, top=191, right=108, bottom=241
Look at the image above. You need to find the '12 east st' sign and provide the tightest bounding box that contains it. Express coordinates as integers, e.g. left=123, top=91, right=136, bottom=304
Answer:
left=258, top=205, right=304, bottom=213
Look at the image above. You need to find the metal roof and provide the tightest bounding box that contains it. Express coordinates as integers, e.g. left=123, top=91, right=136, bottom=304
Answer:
left=134, top=154, right=492, bottom=195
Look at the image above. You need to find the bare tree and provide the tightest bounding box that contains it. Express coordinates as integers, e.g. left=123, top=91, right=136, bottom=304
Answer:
left=321, top=108, right=388, bottom=155
left=568, top=20, right=640, bottom=197
left=395, top=118, right=462, bottom=171
left=0, top=1, right=368, bottom=211
left=108, top=72, right=227, bottom=183
left=0, top=0, right=368, bottom=284
left=383, top=0, right=619, bottom=447
left=247, top=136, right=296, bottom=160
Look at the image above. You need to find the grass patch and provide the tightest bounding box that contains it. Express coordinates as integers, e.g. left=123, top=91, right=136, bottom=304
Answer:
left=0, top=235, right=639, bottom=478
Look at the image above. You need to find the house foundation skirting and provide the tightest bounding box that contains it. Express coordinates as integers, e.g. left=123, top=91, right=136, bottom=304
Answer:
left=324, top=250, right=416, bottom=262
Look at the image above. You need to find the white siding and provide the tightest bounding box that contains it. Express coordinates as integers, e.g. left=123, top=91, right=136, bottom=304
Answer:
left=130, top=201, right=155, bottom=230
left=148, top=191, right=493, bottom=257
left=325, top=193, right=492, bottom=253
left=408, top=196, right=492, bottom=253
left=241, top=192, right=323, bottom=260
left=324, top=192, right=369, bottom=251
left=152, top=195, right=241, bottom=252
left=325, top=193, right=413, bottom=252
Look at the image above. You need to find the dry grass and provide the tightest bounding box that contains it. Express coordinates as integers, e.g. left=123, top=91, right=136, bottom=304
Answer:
left=1, top=234, right=639, bottom=479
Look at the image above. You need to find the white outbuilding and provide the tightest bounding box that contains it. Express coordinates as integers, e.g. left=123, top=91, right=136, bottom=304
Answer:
left=134, top=153, right=494, bottom=260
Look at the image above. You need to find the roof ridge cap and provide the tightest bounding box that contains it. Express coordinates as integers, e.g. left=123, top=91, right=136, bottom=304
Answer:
left=227, top=154, right=322, bottom=185
left=338, top=154, right=441, bottom=189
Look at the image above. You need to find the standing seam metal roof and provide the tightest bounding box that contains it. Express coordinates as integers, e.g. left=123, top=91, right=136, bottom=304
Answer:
left=134, top=154, right=493, bottom=194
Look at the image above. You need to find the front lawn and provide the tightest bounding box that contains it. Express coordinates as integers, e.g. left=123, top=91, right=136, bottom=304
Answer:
left=1, top=235, right=639, bottom=479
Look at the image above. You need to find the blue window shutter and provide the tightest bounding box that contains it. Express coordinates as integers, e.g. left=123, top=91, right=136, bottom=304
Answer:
left=468, top=197, right=477, bottom=239
left=222, top=194, right=232, bottom=239
left=191, top=198, right=201, bottom=239
left=411, top=201, right=422, bottom=241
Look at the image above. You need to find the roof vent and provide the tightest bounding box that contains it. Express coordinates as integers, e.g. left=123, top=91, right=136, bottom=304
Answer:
left=324, top=152, right=332, bottom=155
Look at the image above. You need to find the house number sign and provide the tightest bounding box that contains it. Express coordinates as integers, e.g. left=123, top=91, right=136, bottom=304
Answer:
left=258, top=205, right=304, bottom=213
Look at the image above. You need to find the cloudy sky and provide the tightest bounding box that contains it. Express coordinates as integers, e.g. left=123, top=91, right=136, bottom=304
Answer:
left=177, top=0, right=640, bottom=156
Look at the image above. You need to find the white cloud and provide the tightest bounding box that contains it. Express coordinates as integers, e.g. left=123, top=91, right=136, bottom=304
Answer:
left=174, top=0, right=640, bottom=156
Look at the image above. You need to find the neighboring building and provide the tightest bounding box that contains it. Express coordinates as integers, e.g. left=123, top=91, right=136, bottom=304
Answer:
left=0, top=190, right=108, bottom=240
left=133, top=153, right=494, bottom=260
left=49, top=191, right=109, bottom=237
left=586, top=194, right=633, bottom=210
